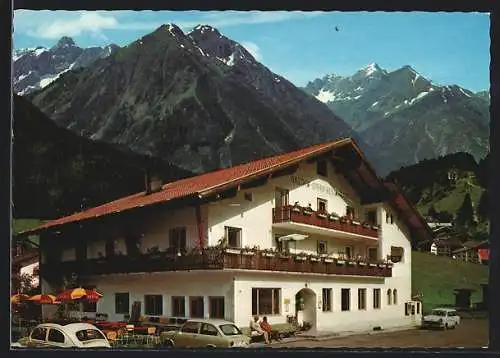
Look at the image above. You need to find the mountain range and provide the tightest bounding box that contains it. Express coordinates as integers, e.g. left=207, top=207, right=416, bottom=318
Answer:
left=13, top=36, right=119, bottom=95
left=23, top=24, right=378, bottom=174
left=13, top=25, right=490, bottom=178
left=304, top=64, right=490, bottom=172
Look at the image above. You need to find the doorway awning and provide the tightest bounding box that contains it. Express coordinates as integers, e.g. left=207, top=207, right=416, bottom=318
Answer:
left=278, top=234, right=309, bottom=242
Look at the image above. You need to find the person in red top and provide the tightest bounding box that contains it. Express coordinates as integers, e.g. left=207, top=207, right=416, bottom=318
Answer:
left=260, top=316, right=281, bottom=342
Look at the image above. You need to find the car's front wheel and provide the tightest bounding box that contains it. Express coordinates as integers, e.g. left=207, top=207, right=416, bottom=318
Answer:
left=161, top=340, right=174, bottom=349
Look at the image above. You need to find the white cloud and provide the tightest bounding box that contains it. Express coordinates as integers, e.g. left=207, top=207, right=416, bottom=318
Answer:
left=240, top=41, right=262, bottom=61
left=14, top=10, right=324, bottom=40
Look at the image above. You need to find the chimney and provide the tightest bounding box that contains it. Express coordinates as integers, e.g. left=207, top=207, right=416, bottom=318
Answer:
left=145, top=171, right=163, bottom=195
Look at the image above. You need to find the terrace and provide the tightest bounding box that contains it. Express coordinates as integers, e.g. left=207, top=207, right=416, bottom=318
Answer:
left=272, top=205, right=380, bottom=240
left=41, top=247, right=392, bottom=279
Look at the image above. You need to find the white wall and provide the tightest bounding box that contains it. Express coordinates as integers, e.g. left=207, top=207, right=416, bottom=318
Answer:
left=233, top=272, right=416, bottom=332
left=85, top=271, right=235, bottom=322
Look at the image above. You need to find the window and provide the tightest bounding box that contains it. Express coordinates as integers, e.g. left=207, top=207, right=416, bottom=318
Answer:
left=390, top=246, right=404, bottom=263
left=393, top=289, right=398, bottom=305
left=252, top=288, right=280, bottom=315
left=387, top=289, right=392, bottom=305
left=365, top=210, right=377, bottom=225
left=48, top=329, right=65, bottom=343
left=322, top=288, right=332, bottom=312
left=144, top=295, right=163, bottom=316
left=169, top=228, right=187, bottom=253
left=105, top=240, right=115, bottom=257
left=317, top=160, right=327, bottom=177
left=275, top=188, right=289, bottom=208
left=317, top=240, right=328, bottom=255
left=31, top=327, right=47, bottom=341
left=225, top=227, right=242, bottom=248
left=75, top=329, right=105, bottom=341
left=317, top=198, right=328, bottom=212
left=346, top=206, right=355, bottom=220
left=115, top=293, right=130, bottom=314
left=76, top=238, right=87, bottom=261
left=416, top=302, right=420, bottom=314
left=368, top=247, right=378, bottom=261
left=358, top=289, right=367, bottom=310
left=345, top=246, right=353, bottom=259
left=125, top=235, right=141, bottom=257
left=209, top=296, right=225, bottom=319
left=200, top=323, right=219, bottom=336
left=83, top=301, right=97, bottom=313
left=386, top=212, right=394, bottom=224
left=390, top=214, right=394, bottom=224
left=190, top=296, right=204, bottom=318
left=181, top=321, right=200, bottom=334
left=405, top=303, right=410, bottom=316
left=219, top=324, right=242, bottom=336
left=276, top=235, right=290, bottom=253
left=341, top=289, right=350, bottom=311
left=373, top=289, right=381, bottom=309
left=172, top=296, right=185, bottom=317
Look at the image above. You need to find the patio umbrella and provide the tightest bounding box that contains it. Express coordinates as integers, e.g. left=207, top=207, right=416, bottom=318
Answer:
left=11, top=293, right=29, bottom=305
left=28, top=294, right=60, bottom=305
left=57, top=288, right=103, bottom=303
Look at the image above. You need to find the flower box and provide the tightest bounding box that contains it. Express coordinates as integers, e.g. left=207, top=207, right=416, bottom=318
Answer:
left=317, top=213, right=327, bottom=219
left=295, top=256, right=307, bottom=261
left=352, top=221, right=361, bottom=226
left=225, top=248, right=241, bottom=255
left=279, top=254, right=290, bottom=259
left=369, top=263, right=377, bottom=267
left=372, top=226, right=379, bottom=230
left=310, top=257, right=320, bottom=262
left=328, top=215, right=340, bottom=221
left=324, top=258, right=334, bottom=263
left=263, top=252, right=275, bottom=257
left=303, top=210, right=313, bottom=216
left=336, top=259, right=346, bottom=265
left=358, top=261, right=367, bottom=266
left=347, top=261, right=356, bottom=266
left=386, top=263, right=394, bottom=268
left=242, top=251, right=255, bottom=256
left=377, top=263, right=386, bottom=268
left=292, top=207, right=301, bottom=213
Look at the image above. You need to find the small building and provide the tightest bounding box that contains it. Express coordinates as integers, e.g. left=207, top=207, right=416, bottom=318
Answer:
left=453, top=241, right=489, bottom=265
left=17, top=138, right=430, bottom=333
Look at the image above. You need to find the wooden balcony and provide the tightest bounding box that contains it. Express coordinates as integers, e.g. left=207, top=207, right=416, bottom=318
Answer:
left=41, top=248, right=392, bottom=278
left=272, top=205, right=379, bottom=239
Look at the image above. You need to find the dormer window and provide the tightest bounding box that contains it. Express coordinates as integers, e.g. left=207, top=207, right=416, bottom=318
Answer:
left=317, top=160, right=327, bottom=177
left=346, top=206, right=355, bottom=220
left=317, top=198, right=327, bottom=212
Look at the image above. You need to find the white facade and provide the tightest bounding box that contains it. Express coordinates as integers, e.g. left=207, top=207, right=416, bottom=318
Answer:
left=43, top=159, right=420, bottom=333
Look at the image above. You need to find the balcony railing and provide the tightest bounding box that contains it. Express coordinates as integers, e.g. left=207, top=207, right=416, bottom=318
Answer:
left=41, top=248, right=392, bottom=278
left=273, top=205, right=379, bottom=239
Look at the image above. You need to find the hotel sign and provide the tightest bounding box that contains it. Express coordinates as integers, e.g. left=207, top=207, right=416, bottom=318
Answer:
left=290, top=175, right=336, bottom=197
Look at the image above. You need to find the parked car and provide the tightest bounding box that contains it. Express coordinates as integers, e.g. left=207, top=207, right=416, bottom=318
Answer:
left=421, top=308, right=461, bottom=330
left=160, top=319, right=250, bottom=348
left=12, top=323, right=111, bottom=348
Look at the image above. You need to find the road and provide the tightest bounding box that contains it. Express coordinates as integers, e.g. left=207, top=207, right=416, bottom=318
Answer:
left=270, top=318, right=489, bottom=348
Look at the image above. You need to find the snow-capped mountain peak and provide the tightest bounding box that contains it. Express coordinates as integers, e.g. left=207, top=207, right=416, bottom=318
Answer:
left=13, top=37, right=120, bottom=95
left=359, top=62, right=383, bottom=76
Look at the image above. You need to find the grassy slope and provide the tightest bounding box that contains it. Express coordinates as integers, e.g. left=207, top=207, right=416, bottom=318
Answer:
left=417, top=174, right=484, bottom=215
left=412, top=251, right=488, bottom=313
left=12, top=219, right=43, bottom=235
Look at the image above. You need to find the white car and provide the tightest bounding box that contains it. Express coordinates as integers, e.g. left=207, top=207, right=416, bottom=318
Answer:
left=12, top=323, right=111, bottom=348
left=422, top=308, right=461, bottom=330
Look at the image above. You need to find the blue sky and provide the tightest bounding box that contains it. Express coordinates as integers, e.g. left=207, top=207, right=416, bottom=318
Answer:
left=13, top=11, right=490, bottom=91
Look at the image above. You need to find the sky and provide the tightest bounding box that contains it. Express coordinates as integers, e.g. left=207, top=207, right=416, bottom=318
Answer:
left=12, top=11, right=490, bottom=92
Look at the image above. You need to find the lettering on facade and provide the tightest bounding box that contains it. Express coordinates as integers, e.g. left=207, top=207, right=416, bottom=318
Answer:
left=290, top=175, right=336, bottom=196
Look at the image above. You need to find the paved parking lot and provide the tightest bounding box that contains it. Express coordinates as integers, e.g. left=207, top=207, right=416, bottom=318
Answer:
left=269, top=318, right=489, bottom=349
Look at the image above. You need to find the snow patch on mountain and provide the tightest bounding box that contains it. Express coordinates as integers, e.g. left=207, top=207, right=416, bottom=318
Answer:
left=315, top=89, right=336, bottom=103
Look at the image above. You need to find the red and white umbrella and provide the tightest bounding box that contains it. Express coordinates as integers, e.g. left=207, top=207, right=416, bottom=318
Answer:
left=57, top=288, right=102, bottom=303
left=28, top=294, right=60, bottom=305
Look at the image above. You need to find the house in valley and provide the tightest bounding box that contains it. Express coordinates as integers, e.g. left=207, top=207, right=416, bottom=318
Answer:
left=16, top=138, right=431, bottom=333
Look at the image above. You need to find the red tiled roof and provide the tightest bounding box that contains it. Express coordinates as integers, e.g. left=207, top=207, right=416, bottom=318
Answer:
left=19, top=138, right=354, bottom=235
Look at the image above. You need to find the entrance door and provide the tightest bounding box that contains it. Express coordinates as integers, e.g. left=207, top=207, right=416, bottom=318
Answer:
left=295, top=288, right=317, bottom=332
left=275, top=188, right=289, bottom=208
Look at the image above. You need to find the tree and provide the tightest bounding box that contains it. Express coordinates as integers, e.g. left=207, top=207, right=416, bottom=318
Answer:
left=477, top=190, right=489, bottom=220
left=456, top=193, right=474, bottom=228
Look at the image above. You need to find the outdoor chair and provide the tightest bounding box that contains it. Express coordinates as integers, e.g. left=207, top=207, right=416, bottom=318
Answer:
left=146, top=326, right=157, bottom=345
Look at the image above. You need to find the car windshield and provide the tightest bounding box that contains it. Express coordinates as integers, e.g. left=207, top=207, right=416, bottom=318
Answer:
left=75, top=329, right=106, bottom=341
left=431, top=310, right=447, bottom=316
left=219, top=324, right=242, bottom=336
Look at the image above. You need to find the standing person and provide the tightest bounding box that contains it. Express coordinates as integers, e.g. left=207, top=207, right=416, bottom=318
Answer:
left=250, top=315, right=270, bottom=344
left=260, top=316, right=280, bottom=341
